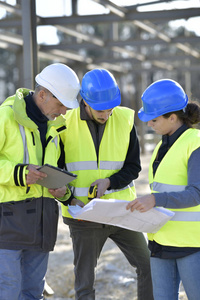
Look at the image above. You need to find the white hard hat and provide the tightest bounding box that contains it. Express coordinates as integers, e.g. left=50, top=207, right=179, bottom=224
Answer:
left=35, top=63, right=80, bottom=108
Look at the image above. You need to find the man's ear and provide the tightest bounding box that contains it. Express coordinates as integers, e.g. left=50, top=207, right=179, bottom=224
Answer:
left=38, top=89, right=46, bottom=103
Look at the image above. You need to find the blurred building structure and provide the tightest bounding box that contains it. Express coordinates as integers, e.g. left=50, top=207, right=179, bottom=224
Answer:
left=0, top=0, right=199, bottom=152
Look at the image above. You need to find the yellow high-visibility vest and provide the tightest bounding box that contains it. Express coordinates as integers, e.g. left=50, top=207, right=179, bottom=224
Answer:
left=61, top=106, right=137, bottom=218
left=148, top=128, right=200, bottom=247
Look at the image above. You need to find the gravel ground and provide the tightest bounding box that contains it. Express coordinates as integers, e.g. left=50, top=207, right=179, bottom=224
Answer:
left=45, top=153, right=188, bottom=300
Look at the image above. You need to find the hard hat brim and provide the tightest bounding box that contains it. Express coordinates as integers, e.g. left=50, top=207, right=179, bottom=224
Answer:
left=59, top=98, right=79, bottom=109
left=138, top=98, right=188, bottom=122
left=138, top=107, right=160, bottom=122
left=85, top=95, right=121, bottom=110
left=81, top=87, right=121, bottom=110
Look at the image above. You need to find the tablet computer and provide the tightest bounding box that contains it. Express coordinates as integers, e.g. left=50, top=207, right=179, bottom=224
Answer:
left=36, top=164, right=77, bottom=189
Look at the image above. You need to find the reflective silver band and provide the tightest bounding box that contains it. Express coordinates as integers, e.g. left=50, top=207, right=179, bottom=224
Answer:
left=100, top=161, right=124, bottom=170
left=73, top=181, right=134, bottom=198
left=171, top=211, right=200, bottom=222
left=67, top=161, right=97, bottom=172
left=19, top=124, right=29, bottom=164
left=66, top=160, right=124, bottom=172
left=150, top=182, right=186, bottom=193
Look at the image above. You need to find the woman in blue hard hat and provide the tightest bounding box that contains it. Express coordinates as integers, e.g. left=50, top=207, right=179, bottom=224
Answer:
left=126, top=79, right=200, bottom=300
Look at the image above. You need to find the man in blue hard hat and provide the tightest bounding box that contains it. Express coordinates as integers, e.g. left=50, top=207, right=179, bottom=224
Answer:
left=60, top=68, right=153, bottom=300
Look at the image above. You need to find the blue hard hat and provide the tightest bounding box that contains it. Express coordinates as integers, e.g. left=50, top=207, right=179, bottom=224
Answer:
left=80, top=69, right=121, bottom=110
left=138, top=79, right=188, bottom=122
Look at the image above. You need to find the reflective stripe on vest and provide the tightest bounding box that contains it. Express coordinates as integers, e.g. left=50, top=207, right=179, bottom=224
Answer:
left=171, top=211, right=200, bottom=222
left=150, top=182, right=186, bottom=193
left=72, top=181, right=135, bottom=197
left=151, top=181, right=199, bottom=221
left=66, top=160, right=124, bottom=172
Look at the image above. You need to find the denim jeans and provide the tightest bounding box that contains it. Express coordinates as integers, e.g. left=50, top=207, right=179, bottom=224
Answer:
left=0, top=249, right=49, bottom=300
left=150, top=251, right=200, bottom=300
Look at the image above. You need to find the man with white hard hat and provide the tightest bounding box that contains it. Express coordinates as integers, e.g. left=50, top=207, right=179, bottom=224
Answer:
left=0, top=63, right=80, bottom=299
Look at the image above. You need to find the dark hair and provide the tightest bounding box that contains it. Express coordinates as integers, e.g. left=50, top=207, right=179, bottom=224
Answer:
left=163, top=102, right=200, bottom=128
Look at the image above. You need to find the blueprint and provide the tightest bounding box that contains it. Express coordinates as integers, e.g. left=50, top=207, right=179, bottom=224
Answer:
left=68, top=198, right=174, bottom=233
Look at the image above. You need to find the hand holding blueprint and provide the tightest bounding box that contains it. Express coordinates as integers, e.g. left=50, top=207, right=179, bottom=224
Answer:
left=68, top=198, right=174, bottom=233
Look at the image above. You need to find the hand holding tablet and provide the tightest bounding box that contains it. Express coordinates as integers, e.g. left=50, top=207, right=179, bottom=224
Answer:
left=36, top=164, right=77, bottom=189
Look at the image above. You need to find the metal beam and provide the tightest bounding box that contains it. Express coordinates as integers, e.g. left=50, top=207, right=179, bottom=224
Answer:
left=0, top=18, right=21, bottom=28
left=21, top=0, right=38, bottom=89
left=91, top=0, right=127, bottom=18
left=0, top=40, right=20, bottom=50
left=39, top=8, right=200, bottom=26
left=133, top=20, right=171, bottom=43
left=124, top=0, right=177, bottom=9
left=56, top=25, right=105, bottom=46
left=111, top=46, right=145, bottom=61
left=130, top=63, right=200, bottom=73
left=71, top=0, right=78, bottom=15
left=38, top=51, right=67, bottom=63
left=48, top=49, right=93, bottom=64
left=132, top=19, right=200, bottom=58
left=0, top=0, right=21, bottom=16
left=0, top=31, right=23, bottom=45
left=0, top=8, right=199, bottom=28
left=87, top=62, right=126, bottom=73
left=38, top=35, right=200, bottom=52
left=86, top=53, right=198, bottom=64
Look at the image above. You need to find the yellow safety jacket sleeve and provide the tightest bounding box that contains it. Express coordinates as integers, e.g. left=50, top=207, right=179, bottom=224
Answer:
left=56, top=186, right=72, bottom=205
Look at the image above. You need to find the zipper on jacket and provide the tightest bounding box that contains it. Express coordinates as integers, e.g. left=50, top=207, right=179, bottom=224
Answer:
left=31, top=132, right=35, bottom=145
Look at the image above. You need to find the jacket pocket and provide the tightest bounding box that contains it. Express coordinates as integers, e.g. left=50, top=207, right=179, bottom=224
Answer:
left=42, top=197, right=59, bottom=252
left=0, top=199, right=42, bottom=247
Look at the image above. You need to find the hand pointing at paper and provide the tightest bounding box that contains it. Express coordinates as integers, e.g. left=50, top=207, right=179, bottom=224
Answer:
left=126, top=194, right=156, bottom=213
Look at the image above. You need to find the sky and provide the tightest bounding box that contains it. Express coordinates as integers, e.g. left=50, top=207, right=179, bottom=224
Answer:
left=0, top=0, right=200, bottom=44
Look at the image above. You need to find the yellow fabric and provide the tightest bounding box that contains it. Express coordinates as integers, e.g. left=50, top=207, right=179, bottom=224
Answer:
left=61, top=106, right=137, bottom=218
left=0, top=88, right=69, bottom=202
left=148, top=128, right=200, bottom=247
